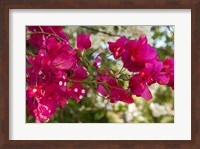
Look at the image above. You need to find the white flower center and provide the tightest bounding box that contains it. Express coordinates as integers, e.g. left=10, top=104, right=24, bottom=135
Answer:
left=79, top=95, right=83, bottom=99
left=81, top=89, right=85, bottom=94
left=33, top=89, right=37, bottom=93
left=40, top=53, right=44, bottom=57
left=39, top=71, right=42, bottom=75
left=59, top=81, right=63, bottom=86
left=62, top=75, right=66, bottom=79
left=74, top=88, right=78, bottom=92
left=64, top=82, right=67, bottom=86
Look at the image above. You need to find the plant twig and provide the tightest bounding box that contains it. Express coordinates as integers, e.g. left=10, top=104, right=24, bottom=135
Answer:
left=26, top=31, right=69, bottom=44
left=81, top=26, right=122, bottom=37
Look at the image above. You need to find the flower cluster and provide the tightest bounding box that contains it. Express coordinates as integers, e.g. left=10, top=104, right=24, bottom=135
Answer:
left=26, top=26, right=90, bottom=122
left=108, top=36, right=174, bottom=101
left=26, top=26, right=174, bottom=123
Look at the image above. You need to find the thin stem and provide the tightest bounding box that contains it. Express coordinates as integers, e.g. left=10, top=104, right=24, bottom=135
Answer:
left=38, top=26, right=46, bottom=45
left=115, top=66, right=125, bottom=76
left=114, top=55, right=130, bottom=76
left=26, top=31, right=68, bottom=43
left=26, top=50, right=35, bottom=57
left=106, top=54, right=113, bottom=58
left=67, top=77, right=127, bottom=91
left=95, top=53, right=105, bottom=58
left=89, top=49, right=98, bottom=56
left=81, top=26, right=122, bottom=37
left=53, top=61, right=65, bottom=67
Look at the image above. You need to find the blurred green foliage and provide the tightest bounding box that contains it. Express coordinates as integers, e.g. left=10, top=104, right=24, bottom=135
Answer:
left=26, top=26, right=174, bottom=123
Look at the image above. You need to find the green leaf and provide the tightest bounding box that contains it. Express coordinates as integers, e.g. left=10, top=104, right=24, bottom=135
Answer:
left=76, top=49, right=82, bottom=57
left=119, top=74, right=128, bottom=79
left=118, top=79, right=124, bottom=87
left=94, top=110, right=105, bottom=120
left=99, top=67, right=106, bottom=73
left=88, top=65, right=96, bottom=73
left=114, top=26, right=119, bottom=33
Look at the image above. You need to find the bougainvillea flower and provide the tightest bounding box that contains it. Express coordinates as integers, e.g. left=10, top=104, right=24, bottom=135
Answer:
left=26, top=85, right=58, bottom=123
left=161, top=58, right=174, bottom=89
left=97, top=71, right=134, bottom=103
left=26, top=26, right=174, bottom=122
left=28, top=49, right=51, bottom=68
left=162, top=58, right=174, bottom=75
left=128, top=58, right=174, bottom=100
left=97, top=73, right=116, bottom=96
left=121, top=51, right=145, bottom=72
left=110, top=88, right=134, bottom=103
left=26, top=56, right=52, bottom=86
left=27, top=26, right=69, bottom=48
left=76, top=34, right=91, bottom=51
left=97, top=85, right=108, bottom=96
left=167, top=75, right=174, bottom=90
left=46, top=37, right=71, bottom=56
left=33, top=99, right=57, bottom=123
left=45, top=37, right=77, bottom=60
left=70, top=66, right=88, bottom=81
left=67, top=83, right=88, bottom=103
left=58, top=96, right=69, bottom=108
left=44, top=37, right=78, bottom=70
left=122, top=36, right=158, bottom=72
left=144, top=58, right=174, bottom=86
left=43, top=82, right=71, bottom=108
left=125, top=36, right=157, bottom=61
left=48, top=26, right=69, bottom=41
left=49, top=71, right=68, bottom=92
left=107, top=36, right=126, bottom=59
left=26, top=85, right=43, bottom=97
left=97, top=71, right=118, bottom=87
left=26, top=81, right=69, bottom=118
left=52, top=54, right=76, bottom=70
left=97, top=83, right=134, bottom=104
left=129, top=75, right=152, bottom=101
left=139, top=61, right=165, bottom=84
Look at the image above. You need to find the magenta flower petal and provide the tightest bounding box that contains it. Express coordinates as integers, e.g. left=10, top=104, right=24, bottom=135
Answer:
left=34, top=101, right=57, bottom=123
left=52, top=55, right=76, bottom=70
left=122, top=36, right=158, bottom=72
left=162, top=58, right=174, bottom=88
left=140, top=85, right=152, bottom=101
left=67, top=83, right=88, bottom=103
left=153, top=58, right=174, bottom=86
left=129, top=75, right=145, bottom=95
left=107, top=36, right=126, bottom=59
left=110, top=88, right=134, bottom=103
left=122, top=51, right=145, bottom=72
left=129, top=74, right=153, bottom=100
left=97, top=85, right=109, bottom=96
left=58, top=97, right=68, bottom=108
left=77, top=34, right=91, bottom=51
left=156, top=75, right=170, bottom=85
left=70, top=66, right=88, bottom=81
left=168, top=75, right=174, bottom=90
left=97, top=71, right=134, bottom=103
